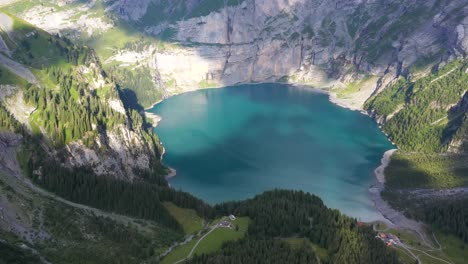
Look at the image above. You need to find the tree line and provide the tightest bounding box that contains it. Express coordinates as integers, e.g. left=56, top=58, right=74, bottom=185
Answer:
left=188, top=238, right=319, bottom=264
left=366, top=59, right=468, bottom=152
left=209, top=190, right=401, bottom=264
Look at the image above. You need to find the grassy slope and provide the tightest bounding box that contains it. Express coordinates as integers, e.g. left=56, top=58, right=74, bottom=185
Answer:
left=161, top=239, right=197, bottom=264
left=385, top=152, right=468, bottom=189
left=163, top=202, right=204, bottom=235
left=161, top=217, right=250, bottom=263
left=332, top=75, right=378, bottom=99
left=434, top=230, right=468, bottom=264
left=193, top=217, right=249, bottom=256
left=0, top=65, right=27, bottom=86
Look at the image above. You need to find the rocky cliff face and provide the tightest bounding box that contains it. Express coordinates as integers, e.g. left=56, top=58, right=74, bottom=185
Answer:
left=448, top=91, right=468, bottom=153
left=102, top=0, right=468, bottom=108
left=0, top=11, right=162, bottom=180
left=9, top=0, right=468, bottom=109
left=60, top=63, right=161, bottom=180
left=3, top=0, right=468, bottom=163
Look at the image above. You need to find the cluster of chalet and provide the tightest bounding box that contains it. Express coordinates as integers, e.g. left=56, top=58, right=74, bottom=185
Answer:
left=218, top=215, right=237, bottom=229
left=377, top=233, right=398, bottom=247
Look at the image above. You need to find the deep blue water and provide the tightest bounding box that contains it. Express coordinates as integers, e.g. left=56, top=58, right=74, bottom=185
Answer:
left=149, top=83, right=393, bottom=221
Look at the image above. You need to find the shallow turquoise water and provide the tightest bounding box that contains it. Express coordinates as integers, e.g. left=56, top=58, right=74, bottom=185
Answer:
left=149, top=83, right=393, bottom=221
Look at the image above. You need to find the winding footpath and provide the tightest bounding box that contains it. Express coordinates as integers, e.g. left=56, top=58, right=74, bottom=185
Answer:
left=173, top=224, right=219, bottom=264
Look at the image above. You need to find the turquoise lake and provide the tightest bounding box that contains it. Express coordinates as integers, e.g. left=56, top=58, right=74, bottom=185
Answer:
left=149, top=83, right=393, bottom=221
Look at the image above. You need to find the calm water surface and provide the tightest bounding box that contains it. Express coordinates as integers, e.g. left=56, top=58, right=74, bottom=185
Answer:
left=149, top=84, right=393, bottom=221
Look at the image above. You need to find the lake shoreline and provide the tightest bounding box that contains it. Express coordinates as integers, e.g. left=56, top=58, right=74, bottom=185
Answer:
left=151, top=83, right=408, bottom=227
left=368, top=149, right=424, bottom=232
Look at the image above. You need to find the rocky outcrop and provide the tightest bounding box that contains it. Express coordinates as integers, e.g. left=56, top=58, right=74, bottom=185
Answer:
left=447, top=92, right=468, bottom=153
left=65, top=124, right=157, bottom=180
left=133, top=0, right=467, bottom=108
left=0, top=11, right=161, bottom=180
left=20, top=3, right=112, bottom=39
left=58, top=64, right=161, bottom=180
left=11, top=0, right=468, bottom=110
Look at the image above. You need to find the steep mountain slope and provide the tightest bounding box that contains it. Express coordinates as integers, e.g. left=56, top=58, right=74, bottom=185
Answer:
left=0, top=11, right=164, bottom=179
left=366, top=59, right=468, bottom=153
left=0, top=10, right=210, bottom=263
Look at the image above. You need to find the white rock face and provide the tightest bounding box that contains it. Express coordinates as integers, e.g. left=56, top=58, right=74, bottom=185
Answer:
left=457, top=17, right=468, bottom=52
left=0, top=84, right=17, bottom=101
left=3, top=91, right=35, bottom=128
left=107, top=49, right=154, bottom=65
left=108, top=99, right=126, bottom=114
left=0, top=12, right=13, bottom=33
left=147, top=0, right=467, bottom=109
left=21, top=4, right=112, bottom=39
left=66, top=124, right=153, bottom=180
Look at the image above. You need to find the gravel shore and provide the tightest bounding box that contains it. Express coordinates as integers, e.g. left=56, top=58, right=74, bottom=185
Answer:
left=369, top=149, right=425, bottom=233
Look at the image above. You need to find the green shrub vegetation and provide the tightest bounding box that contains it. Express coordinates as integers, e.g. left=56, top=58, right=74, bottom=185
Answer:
left=188, top=238, right=319, bottom=264
left=334, top=76, right=377, bottom=99
left=163, top=202, right=205, bottom=235
left=369, top=59, right=468, bottom=245
left=107, top=66, right=163, bottom=108
left=23, top=65, right=127, bottom=147
left=423, top=199, right=468, bottom=244
left=40, top=201, right=181, bottom=264
left=364, top=77, right=410, bottom=117
left=366, top=59, right=468, bottom=152
left=385, top=152, right=468, bottom=189
left=0, top=241, right=41, bottom=264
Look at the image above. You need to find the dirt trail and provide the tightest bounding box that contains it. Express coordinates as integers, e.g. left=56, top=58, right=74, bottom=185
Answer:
left=430, top=67, right=458, bottom=84
left=0, top=133, right=157, bottom=237
left=173, top=223, right=219, bottom=264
